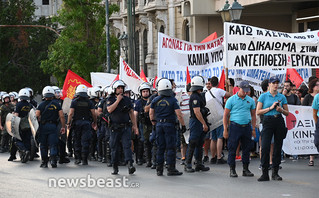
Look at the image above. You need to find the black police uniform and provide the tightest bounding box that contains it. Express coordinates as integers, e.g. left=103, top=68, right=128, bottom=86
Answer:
left=107, top=94, right=135, bottom=174
left=37, top=99, right=62, bottom=167
left=185, top=91, right=210, bottom=172
left=70, top=96, right=95, bottom=165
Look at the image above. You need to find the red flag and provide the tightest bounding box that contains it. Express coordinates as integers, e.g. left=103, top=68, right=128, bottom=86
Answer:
left=61, top=70, right=92, bottom=100
left=200, top=32, right=218, bottom=43
left=186, top=66, right=191, bottom=84
left=153, top=76, right=158, bottom=88
left=286, top=68, right=304, bottom=88
left=218, top=69, right=225, bottom=90
left=112, top=74, right=119, bottom=83
left=140, top=69, right=148, bottom=82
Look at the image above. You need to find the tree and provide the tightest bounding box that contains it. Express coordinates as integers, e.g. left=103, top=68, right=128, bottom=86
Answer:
left=41, top=0, right=120, bottom=86
left=0, top=0, right=57, bottom=93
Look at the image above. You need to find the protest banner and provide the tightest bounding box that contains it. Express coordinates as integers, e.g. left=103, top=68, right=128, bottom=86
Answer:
left=283, top=105, right=319, bottom=155
left=223, top=22, right=319, bottom=69
left=158, top=32, right=224, bottom=92
left=119, top=56, right=144, bottom=94
left=90, top=72, right=117, bottom=87
left=157, top=32, right=311, bottom=94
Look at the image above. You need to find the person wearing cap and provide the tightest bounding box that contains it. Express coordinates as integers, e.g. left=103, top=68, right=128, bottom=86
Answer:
left=256, top=76, right=289, bottom=182
left=36, top=86, right=66, bottom=168
left=223, top=81, right=256, bottom=178
left=67, top=84, right=97, bottom=166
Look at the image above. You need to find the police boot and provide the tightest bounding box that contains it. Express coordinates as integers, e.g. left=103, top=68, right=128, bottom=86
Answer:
left=195, top=162, right=210, bottom=172
left=74, top=152, right=81, bottom=165
left=8, top=155, right=17, bottom=161
left=271, top=167, right=282, bottom=181
left=40, top=158, right=49, bottom=168
left=167, top=164, right=183, bottom=176
left=242, top=164, right=254, bottom=177
left=82, top=153, right=88, bottom=165
left=59, top=156, right=70, bottom=164
left=21, top=150, right=30, bottom=163
left=112, top=163, right=119, bottom=175
left=50, top=156, right=57, bottom=168
left=156, top=164, right=164, bottom=176
left=184, top=164, right=195, bottom=173
left=230, top=165, right=238, bottom=177
left=258, top=168, right=270, bottom=182
left=128, top=161, right=136, bottom=175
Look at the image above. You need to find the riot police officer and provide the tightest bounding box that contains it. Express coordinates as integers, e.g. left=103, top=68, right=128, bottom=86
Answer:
left=67, top=85, right=97, bottom=165
left=149, top=78, right=186, bottom=176
left=184, top=76, right=210, bottom=173
left=0, top=94, right=15, bottom=153
left=14, top=88, right=33, bottom=163
left=107, top=80, right=139, bottom=175
left=134, top=82, right=153, bottom=167
left=36, top=86, right=66, bottom=168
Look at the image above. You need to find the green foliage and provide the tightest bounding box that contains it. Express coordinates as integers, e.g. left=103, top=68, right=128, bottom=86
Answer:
left=41, top=0, right=120, bottom=85
left=0, top=0, right=57, bottom=94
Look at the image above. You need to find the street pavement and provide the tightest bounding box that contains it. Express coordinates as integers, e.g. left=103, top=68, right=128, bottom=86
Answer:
left=0, top=152, right=318, bottom=198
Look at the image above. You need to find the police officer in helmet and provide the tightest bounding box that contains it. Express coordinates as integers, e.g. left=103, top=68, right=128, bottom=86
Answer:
left=14, top=88, right=33, bottom=163
left=185, top=76, right=210, bottom=173
left=106, top=80, right=139, bottom=175
left=36, top=86, right=66, bottom=168
left=67, top=84, right=97, bottom=166
left=149, top=78, right=186, bottom=176
left=0, top=94, right=15, bottom=153
left=134, top=82, right=153, bottom=167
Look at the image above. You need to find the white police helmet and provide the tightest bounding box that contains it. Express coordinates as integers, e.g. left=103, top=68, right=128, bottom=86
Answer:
left=112, top=80, right=126, bottom=93
left=157, top=78, right=173, bottom=96
left=24, top=87, right=34, bottom=96
left=18, top=88, right=31, bottom=100
left=190, top=76, right=205, bottom=92
left=2, top=94, right=10, bottom=103
left=76, top=84, right=88, bottom=97
left=42, top=86, right=55, bottom=98
left=89, top=86, right=101, bottom=99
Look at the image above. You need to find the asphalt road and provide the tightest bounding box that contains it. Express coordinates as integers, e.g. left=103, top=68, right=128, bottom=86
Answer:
left=0, top=153, right=318, bottom=198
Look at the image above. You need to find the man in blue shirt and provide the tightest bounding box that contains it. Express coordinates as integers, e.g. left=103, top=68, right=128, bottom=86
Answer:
left=312, top=93, right=319, bottom=152
left=223, top=81, right=256, bottom=178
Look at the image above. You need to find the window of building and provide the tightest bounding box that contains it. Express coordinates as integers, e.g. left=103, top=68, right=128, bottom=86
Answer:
left=143, top=29, right=148, bottom=76
left=42, top=0, right=49, bottom=5
left=183, top=19, right=190, bottom=41
left=159, top=25, right=164, bottom=33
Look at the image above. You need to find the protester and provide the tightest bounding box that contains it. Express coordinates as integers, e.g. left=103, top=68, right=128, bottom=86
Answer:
left=302, top=78, right=319, bottom=166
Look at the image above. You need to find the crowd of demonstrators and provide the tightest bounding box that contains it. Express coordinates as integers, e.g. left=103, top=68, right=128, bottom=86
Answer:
left=0, top=74, right=318, bottom=181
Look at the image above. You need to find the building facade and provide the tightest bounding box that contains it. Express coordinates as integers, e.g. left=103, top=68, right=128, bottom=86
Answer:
left=109, top=0, right=319, bottom=77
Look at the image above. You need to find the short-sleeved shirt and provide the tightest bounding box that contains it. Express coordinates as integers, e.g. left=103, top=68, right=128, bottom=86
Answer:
left=150, top=95, right=179, bottom=121
left=98, top=99, right=106, bottom=109
left=225, top=94, right=256, bottom=125
left=258, top=92, right=287, bottom=116
left=205, top=87, right=226, bottom=105
left=37, top=100, right=62, bottom=123
left=180, top=93, right=190, bottom=113
left=134, top=99, right=147, bottom=113
left=312, top=93, right=319, bottom=117
left=15, top=100, right=32, bottom=118
left=107, top=95, right=133, bottom=124
left=285, top=94, right=301, bottom=105
left=189, top=92, right=206, bottom=119
left=302, top=94, right=314, bottom=106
